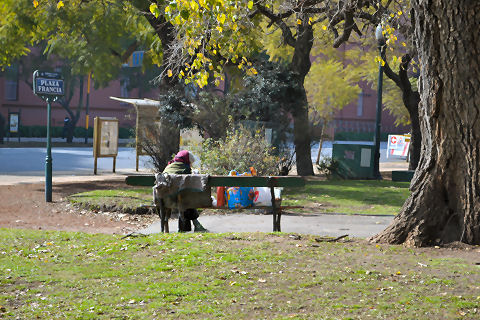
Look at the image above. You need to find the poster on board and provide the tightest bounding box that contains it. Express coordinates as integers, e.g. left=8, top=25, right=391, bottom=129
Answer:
left=99, top=120, right=119, bottom=156
left=387, top=134, right=410, bottom=158
left=9, top=113, right=19, bottom=133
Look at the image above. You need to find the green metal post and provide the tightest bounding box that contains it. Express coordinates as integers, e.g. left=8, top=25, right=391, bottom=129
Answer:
left=84, top=73, right=90, bottom=144
left=373, top=46, right=385, bottom=179
left=45, top=98, right=53, bottom=202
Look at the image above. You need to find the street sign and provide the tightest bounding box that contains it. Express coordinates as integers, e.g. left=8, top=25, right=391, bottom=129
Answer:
left=387, top=134, right=410, bottom=158
left=33, top=70, right=64, bottom=98
left=32, top=70, right=64, bottom=202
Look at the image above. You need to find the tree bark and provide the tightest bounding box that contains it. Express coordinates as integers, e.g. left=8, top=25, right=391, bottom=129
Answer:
left=372, top=0, right=480, bottom=246
left=134, top=0, right=180, bottom=170
left=290, top=21, right=314, bottom=176
left=405, top=91, right=420, bottom=170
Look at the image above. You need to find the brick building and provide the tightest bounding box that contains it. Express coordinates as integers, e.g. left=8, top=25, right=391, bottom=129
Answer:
left=1, top=55, right=408, bottom=138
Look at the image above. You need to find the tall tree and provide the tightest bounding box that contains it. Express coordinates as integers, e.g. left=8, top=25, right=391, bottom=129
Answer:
left=158, top=0, right=480, bottom=245
left=372, top=0, right=480, bottom=246
left=153, top=0, right=406, bottom=175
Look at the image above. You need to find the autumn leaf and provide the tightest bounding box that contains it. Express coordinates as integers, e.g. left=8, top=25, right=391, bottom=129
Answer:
left=33, top=0, right=39, bottom=8
left=57, top=1, right=64, bottom=9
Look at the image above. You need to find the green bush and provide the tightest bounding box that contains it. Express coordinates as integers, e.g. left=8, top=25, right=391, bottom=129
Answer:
left=198, top=120, right=281, bottom=176
left=316, top=156, right=339, bottom=179
left=119, top=127, right=134, bottom=139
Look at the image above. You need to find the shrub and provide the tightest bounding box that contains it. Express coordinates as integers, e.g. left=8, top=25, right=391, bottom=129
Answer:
left=316, top=156, right=339, bottom=179
left=198, top=121, right=281, bottom=176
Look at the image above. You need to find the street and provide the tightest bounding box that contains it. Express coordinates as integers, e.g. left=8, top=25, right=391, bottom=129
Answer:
left=0, top=141, right=399, bottom=176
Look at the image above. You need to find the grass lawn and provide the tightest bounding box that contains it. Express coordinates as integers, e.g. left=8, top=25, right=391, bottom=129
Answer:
left=1, top=229, right=478, bottom=319
left=282, top=179, right=410, bottom=215
left=68, top=180, right=411, bottom=216
left=68, top=188, right=153, bottom=213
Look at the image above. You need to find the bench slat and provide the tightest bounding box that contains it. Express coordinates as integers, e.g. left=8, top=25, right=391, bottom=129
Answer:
left=208, top=176, right=305, bottom=187
left=125, top=175, right=156, bottom=186
left=125, top=175, right=305, bottom=188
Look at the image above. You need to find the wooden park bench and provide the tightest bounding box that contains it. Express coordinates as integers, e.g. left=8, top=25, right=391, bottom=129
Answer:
left=125, top=175, right=305, bottom=233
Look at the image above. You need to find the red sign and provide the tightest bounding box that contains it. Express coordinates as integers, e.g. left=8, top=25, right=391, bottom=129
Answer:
left=390, top=136, right=397, bottom=144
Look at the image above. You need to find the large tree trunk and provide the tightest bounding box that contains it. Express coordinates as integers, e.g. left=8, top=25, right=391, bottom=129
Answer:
left=372, top=0, right=480, bottom=246
left=290, top=20, right=314, bottom=176
left=406, top=91, right=421, bottom=170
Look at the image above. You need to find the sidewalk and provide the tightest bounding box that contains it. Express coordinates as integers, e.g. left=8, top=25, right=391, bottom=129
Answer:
left=0, top=160, right=410, bottom=186
left=138, top=213, right=394, bottom=238
left=1, top=137, right=134, bottom=144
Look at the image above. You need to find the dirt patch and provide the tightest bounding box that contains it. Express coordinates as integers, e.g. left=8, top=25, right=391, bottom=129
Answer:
left=0, top=180, right=156, bottom=235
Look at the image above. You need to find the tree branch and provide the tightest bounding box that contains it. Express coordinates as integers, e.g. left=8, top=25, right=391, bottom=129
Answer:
left=398, top=53, right=413, bottom=92
left=255, top=4, right=296, bottom=47
left=121, top=41, right=139, bottom=63
left=382, top=47, right=402, bottom=88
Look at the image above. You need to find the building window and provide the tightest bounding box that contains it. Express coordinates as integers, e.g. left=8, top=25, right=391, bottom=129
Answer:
left=356, top=91, right=364, bottom=117
left=4, top=65, right=18, bottom=101
left=120, top=77, right=129, bottom=98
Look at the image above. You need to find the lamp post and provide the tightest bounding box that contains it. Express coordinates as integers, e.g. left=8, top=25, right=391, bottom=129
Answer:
left=373, top=24, right=386, bottom=179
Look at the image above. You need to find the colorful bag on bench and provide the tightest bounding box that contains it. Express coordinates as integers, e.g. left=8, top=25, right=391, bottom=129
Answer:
left=225, top=169, right=255, bottom=209
left=226, top=186, right=255, bottom=209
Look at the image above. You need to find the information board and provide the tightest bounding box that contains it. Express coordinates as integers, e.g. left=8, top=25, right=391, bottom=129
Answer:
left=93, top=117, right=119, bottom=174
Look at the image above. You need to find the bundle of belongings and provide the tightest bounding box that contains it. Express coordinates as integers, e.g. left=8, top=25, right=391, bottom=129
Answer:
left=153, top=173, right=212, bottom=210
left=153, top=150, right=211, bottom=232
left=215, top=167, right=282, bottom=209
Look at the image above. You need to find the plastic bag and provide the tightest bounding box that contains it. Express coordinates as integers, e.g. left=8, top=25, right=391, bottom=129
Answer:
left=253, top=187, right=282, bottom=206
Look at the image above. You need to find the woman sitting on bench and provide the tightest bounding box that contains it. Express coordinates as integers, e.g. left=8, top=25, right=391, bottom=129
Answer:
left=163, top=150, right=207, bottom=232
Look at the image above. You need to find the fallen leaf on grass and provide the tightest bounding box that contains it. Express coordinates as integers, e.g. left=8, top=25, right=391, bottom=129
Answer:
left=258, top=278, right=266, bottom=283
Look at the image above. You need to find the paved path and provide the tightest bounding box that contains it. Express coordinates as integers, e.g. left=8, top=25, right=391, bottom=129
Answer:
left=0, top=143, right=403, bottom=238
left=138, top=213, right=394, bottom=238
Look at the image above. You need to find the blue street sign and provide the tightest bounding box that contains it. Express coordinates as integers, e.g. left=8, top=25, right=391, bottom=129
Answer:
left=33, top=70, right=64, bottom=98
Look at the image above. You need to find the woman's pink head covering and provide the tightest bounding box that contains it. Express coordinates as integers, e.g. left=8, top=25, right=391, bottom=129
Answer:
left=168, top=150, right=195, bottom=165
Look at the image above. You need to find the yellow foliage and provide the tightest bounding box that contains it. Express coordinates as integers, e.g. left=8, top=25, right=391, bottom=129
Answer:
left=305, top=59, right=360, bottom=120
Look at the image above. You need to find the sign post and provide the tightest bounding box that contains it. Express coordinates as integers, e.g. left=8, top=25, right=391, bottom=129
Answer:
left=33, top=70, right=64, bottom=202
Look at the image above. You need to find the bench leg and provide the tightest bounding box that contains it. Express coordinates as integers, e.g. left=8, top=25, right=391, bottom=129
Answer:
left=275, top=209, right=282, bottom=232
left=270, top=186, right=281, bottom=232
left=163, top=209, right=170, bottom=233
left=158, top=200, right=170, bottom=233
